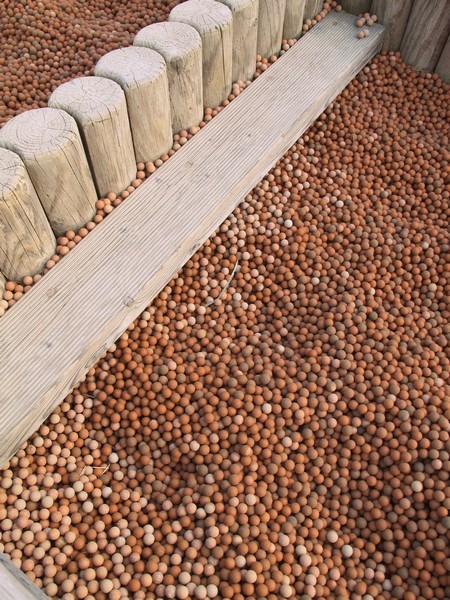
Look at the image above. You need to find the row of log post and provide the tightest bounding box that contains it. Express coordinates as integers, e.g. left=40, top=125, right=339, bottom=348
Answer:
left=0, top=0, right=329, bottom=283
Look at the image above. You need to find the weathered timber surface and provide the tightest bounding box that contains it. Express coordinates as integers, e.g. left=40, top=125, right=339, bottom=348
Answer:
left=371, top=0, right=413, bottom=51
left=95, top=47, right=172, bottom=163
left=0, top=12, right=384, bottom=467
left=400, top=0, right=450, bottom=72
left=257, top=0, right=287, bottom=57
left=0, top=552, right=49, bottom=600
left=0, top=108, right=97, bottom=236
left=134, top=22, right=203, bottom=134
left=436, top=35, right=450, bottom=82
left=284, top=0, right=307, bottom=39
left=49, top=77, right=136, bottom=197
left=216, top=0, right=259, bottom=82
left=0, top=148, right=55, bottom=280
left=169, top=0, right=233, bottom=109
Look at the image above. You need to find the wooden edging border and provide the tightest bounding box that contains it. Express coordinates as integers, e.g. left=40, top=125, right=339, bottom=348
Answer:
left=0, top=12, right=384, bottom=468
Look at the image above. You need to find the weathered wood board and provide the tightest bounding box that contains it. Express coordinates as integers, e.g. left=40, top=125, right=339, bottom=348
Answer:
left=0, top=552, right=49, bottom=600
left=0, top=12, right=384, bottom=468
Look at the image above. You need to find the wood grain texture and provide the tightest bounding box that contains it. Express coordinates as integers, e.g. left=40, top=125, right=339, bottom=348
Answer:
left=216, top=0, right=259, bottom=82
left=0, top=108, right=97, bottom=237
left=436, top=35, right=450, bottom=82
left=134, top=23, right=203, bottom=134
left=95, top=47, right=172, bottom=164
left=304, top=0, right=323, bottom=21
left=0, top=12, right=383, bottom=468
left=371, top=0, right=412, bottom=51
left=400, top=0, right=450, bottom=71
left=257, top=0, right=287, bottom=57
left=0, top=272, right=5, bottom=295
left=169, top=0, right=233, bottom=109
left=342, top=0, right=372, bottom=15
left=0, top=552, right=49, bottom=599
left=49, top=77, right=136, bottom=197
left=0, top=148, right=55, bottom=280
left=284, top=0, right=306, bottom=38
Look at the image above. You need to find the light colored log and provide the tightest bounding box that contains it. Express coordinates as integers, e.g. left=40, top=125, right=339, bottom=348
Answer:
left=436, top=35, right=450, bottom=82
left=95, top=47, right=172, bottom=164
left=0, top=12, right=384, bottom=467
left=0, top=551, right=49, bottom=599
left=0, top=148, right=55, bottom=281
left=400, top=0, right=450, bottom=72
left=49, top=77, right=136, bottom=197
left=215, top=0, right=259, bottom=82
left=0, top=272, right=5, bottom=296
left=342, top=0, right=372, bottom=15
left=284, top=0, right=306, bottom=39
left=169, top=0, right=233, bottom=109
left=134, top=23, right=203, bottom=134
left=257, top=0, right=287, bottom=57
left=371, top=0, right=413, bottom=51
left=304, top=0, right=323, bottom=20
left=0, top=108, right=97, bottom=237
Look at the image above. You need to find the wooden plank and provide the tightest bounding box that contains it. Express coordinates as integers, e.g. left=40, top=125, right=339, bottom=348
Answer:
left=0, top=12, right=384, bottom=467
left=400, top=0, right=450, bottom=72
left=0, top=552, right=49, bottom=600
left=435, top=35, right=450, bottom=82
left=371, top=0, right=413, bottom=51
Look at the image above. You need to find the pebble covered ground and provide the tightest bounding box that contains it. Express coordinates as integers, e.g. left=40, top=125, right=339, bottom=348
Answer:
left=1, top=1, right=450, bottom=600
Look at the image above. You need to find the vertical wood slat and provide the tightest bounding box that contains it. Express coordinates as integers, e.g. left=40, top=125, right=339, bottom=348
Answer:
left=435, top=35, right=450, bottom=82
left=400, top=0, right=450, bottom=72
left=284, top=0, right=307, bottom=38
left=371, top=0, right=413, bottom=51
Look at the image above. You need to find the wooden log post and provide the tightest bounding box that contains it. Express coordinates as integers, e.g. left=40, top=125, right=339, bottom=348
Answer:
left=95, top=47, right=172, bottom=164
left=215, top=0, right=259, bottom=82
left=341, top=0, right=372, bottom=15
left=304, top=0, right=323, bottom=21
left=284, top=0, right=306, bottom=39
left=371, top=0, right=413, bottom=51
left=49, top=77, right=136, bottom=197
left=169, top=0, right=233, bottom=110
left=0, top=148, right=55, bottom=281
left=257, top=0, right=287, bottom=58
left=0, top=108, right=97, bottom=236
left=0, top=272, right=5, bottom=297
left=400, top=0, right=450, bottom=72
left=436, top=36, right=450, bottom=82
left=134, top=23, right=203, bottom=134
